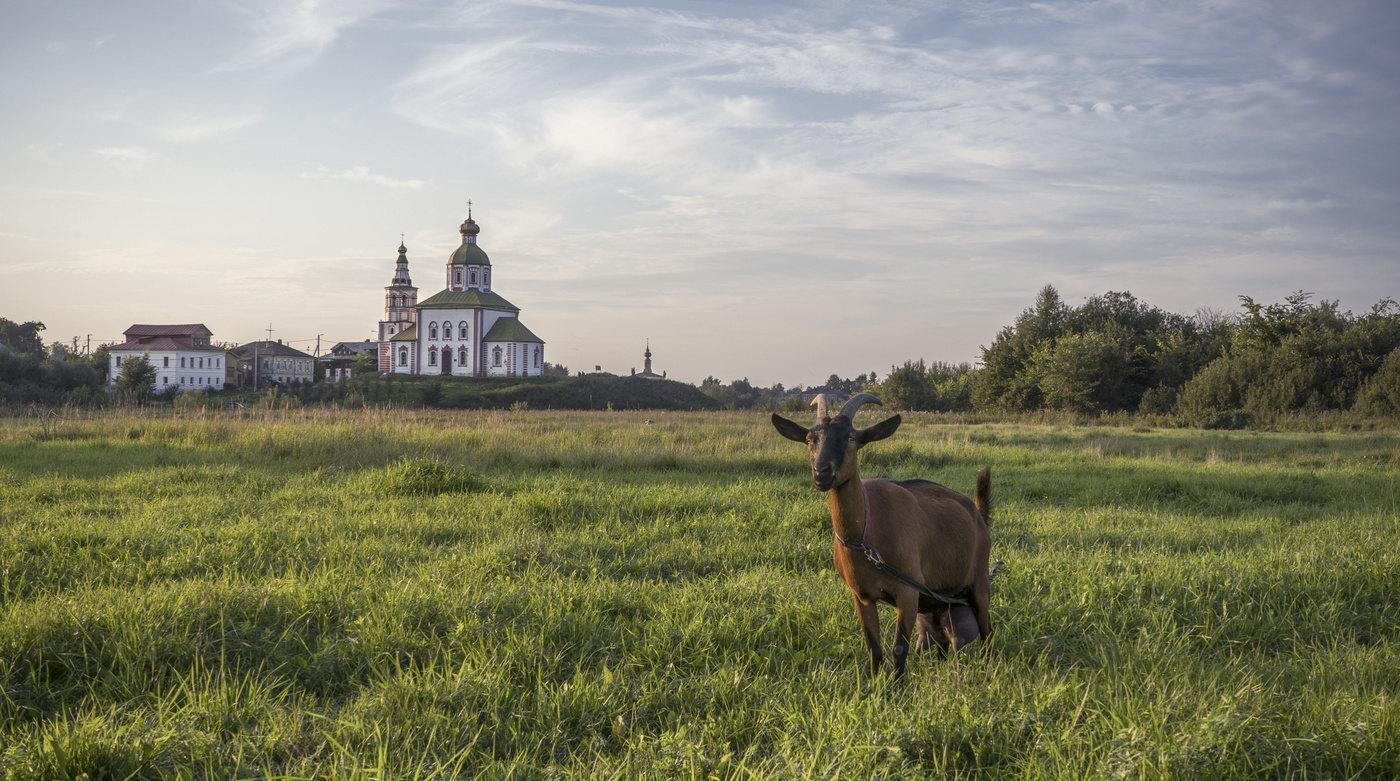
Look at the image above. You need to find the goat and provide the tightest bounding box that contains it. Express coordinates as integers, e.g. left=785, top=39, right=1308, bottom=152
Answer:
left=772, top=393, right=992, bottom=677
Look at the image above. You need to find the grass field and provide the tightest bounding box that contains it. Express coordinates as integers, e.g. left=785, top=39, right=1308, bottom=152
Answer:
left=1, top=408, right=1397, bottom=779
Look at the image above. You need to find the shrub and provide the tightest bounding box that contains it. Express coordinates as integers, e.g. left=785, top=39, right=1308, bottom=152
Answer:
left=1353, top=348, right=1400, bottom=416
left=174, top=390, right=209, bottom=410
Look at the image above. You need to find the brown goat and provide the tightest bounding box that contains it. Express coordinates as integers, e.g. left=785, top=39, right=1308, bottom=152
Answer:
left=772, top=393, right=992, bottom=677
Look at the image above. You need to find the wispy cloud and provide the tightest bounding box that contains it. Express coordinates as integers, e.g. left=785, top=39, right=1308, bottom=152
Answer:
left=154, top=111, right=263, bottom=143
left=213, top=0, right=394, bottom=72
left=93, top=146, right=158, bottom=170
left=301, top=165, right=427, bottom=190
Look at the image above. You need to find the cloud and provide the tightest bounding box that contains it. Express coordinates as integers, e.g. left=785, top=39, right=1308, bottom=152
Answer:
left=26, top=143, right=63, bottom=164
left=213, top=0, right=394, bottom=72
left=93, top=146, right=158, bottom=170
left=154, top=111, right=263, bottom=143
left=302, top=165, right=427, bottom=189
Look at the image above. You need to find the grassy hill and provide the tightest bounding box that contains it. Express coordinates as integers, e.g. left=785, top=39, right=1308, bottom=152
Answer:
left=293, top=373, right=722, bottom=411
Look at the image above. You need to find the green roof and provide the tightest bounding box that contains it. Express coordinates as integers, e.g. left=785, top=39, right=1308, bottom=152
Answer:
left=482, top=317, right=544, bottom=344
left=416, top=288, right=519, bottom=311
left=448, top=243, right=491, bottom=266
left=389, top=324, right=418, bottom=342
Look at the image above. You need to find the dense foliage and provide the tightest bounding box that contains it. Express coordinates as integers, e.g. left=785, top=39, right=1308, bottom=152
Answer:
left=0, top=318, right=107, bottom=406
left=863, top=287, right=1398, bottom=426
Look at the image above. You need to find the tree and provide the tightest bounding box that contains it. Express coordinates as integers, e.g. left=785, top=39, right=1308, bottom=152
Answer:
left=351, top=350, right=378, bottom=377
left=0, top=318, right=46, bottom=356
left=115, top=353, right=157, bottom=402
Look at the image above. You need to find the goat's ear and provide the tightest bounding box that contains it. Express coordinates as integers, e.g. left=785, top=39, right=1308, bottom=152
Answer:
left=771, top=413, right=810, bottom=443
left=857, top=414, right=901, bottom=445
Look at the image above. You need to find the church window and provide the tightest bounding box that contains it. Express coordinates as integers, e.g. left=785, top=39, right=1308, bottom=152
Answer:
left=429, top=349, right=437, bottom=366
left=470, top=270, right=477, bottom=285
left=459, top=322, right=468, bottom=339
left=492, top=346, right=502, bottom=366
left=458, top=347, right=468, bottom=366
left=399, top=349, right=408, bottom=367
left=454, top=270, right=461, bottom=284
left=442, top=321, right=452, bottom=341
left=534, top=346, right=540, bottom=367
left=429, top=324, right=438, bottom=340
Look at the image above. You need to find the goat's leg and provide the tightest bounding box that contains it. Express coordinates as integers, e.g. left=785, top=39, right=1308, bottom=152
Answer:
left=854, top=598, right=882, bottom=676
left=915, top=608, right=949, bottom=655
left=890, top=590, right=920, bottom=678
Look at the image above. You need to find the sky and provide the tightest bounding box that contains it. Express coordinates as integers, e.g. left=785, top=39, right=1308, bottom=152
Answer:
left=2, top=0, right=1397, bottom=387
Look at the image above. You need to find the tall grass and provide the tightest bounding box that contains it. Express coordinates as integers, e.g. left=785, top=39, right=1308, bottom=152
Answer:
left=1, top=409, right=1396, bottom=778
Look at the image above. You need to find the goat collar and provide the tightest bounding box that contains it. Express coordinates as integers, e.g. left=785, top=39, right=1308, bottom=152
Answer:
left=832, top=482, right=971, bottom=607
left=833, top=484, right=875, bottom=557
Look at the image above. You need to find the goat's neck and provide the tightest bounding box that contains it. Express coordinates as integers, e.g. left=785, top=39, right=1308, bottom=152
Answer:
left=828, top=475, right=868, bottom=543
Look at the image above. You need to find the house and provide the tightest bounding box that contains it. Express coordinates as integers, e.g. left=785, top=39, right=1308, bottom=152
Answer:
left=376, top=210, right=546, bottom=377
left=231, top=340, right=316, bottom=388
left=320, top=340, right=378, bottom=382
left=106, top=324, right=228, bottom=392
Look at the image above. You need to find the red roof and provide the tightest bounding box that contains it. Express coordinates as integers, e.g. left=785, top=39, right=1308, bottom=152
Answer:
left=123, top=323, right=212, bottom=338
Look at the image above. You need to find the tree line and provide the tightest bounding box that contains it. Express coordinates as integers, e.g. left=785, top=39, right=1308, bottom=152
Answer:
left=6, top=286, right=1399, bottom=423
left=869, top=286, right=1400, bottom=424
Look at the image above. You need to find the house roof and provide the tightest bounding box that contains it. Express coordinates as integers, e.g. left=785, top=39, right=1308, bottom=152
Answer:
left=231, top=341, right=315, bottom=359
left=482, top=317, right=544, bottom=344
left=108, top=337, right=225, bottom=353
left=124, top=323, right=211, bottom=338
left=389, top=324, right=418, bottom=342
left=325, top=341, right=378, bottom=357
left=416, top=288, right=518, bottom=311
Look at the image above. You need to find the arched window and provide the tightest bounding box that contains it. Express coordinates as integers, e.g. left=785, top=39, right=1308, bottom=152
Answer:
left=492, top=346, right=502, bottom=366
left=454, top=270, right=461, bottom=284
left=429, top=323, right=438, bottom=340
left=469, top=270, right=477, bottom=286
left=459, top=322, right=468, bottom=339
left=399, top=349, right=408, bottom=366
left=458, top=347, right=468, bottom=366
left=429, top=348, right=437, bottom=366
left=442, top=321, right=452, bottom=341
left=534, top=346, right=540, bottom=367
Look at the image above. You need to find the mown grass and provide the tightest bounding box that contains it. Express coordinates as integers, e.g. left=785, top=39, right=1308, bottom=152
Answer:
left=0, top=408, right=1397, bottom=779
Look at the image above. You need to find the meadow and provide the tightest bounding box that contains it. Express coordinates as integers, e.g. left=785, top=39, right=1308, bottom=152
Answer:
left=0, top=407, right=1397, bottom=779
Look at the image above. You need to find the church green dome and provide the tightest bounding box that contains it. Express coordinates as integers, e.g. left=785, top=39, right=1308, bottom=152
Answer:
left=448, top=242, right=490, bottom=266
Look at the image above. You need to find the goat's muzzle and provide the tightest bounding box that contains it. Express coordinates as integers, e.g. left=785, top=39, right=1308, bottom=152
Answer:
left=813, top=467, right=836, bottom=491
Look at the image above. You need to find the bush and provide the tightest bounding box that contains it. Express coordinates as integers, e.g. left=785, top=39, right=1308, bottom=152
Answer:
left=174, top=390, right=209, bottom=410
left=1138, top=384, right=1179, bottom=414
left=1353, top=348, right=1400, bottom=416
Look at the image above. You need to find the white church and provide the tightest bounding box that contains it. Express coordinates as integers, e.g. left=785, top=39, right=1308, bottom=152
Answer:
left=377, top=211, right=545, bottom=377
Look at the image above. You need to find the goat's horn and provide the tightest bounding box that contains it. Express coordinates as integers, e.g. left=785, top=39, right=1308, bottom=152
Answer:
left=838, top=393, right=883, bottom=421
left=809, top=393, right=829, bottom=421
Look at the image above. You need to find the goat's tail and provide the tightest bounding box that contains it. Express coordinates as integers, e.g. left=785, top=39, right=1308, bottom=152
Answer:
left=975, top=466, right=992, bottom=526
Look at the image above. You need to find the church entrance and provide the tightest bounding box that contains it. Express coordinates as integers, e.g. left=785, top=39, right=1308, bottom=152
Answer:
left=441, top=350, right=452, bottom=374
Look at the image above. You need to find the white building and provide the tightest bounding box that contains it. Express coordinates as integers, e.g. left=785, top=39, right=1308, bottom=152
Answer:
left=107, top=324, right=228, bottom=392
left=378, top=211, right=545, bottom=377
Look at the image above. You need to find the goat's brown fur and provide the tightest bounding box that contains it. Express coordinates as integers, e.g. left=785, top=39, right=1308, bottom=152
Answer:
left=772, top=395, right=992, bottom=677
